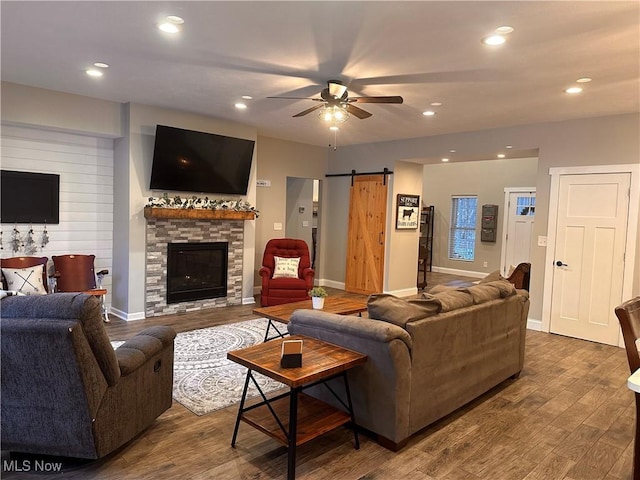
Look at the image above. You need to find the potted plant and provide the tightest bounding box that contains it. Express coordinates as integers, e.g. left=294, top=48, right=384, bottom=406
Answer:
left=308, top=286, right=328, bottom=309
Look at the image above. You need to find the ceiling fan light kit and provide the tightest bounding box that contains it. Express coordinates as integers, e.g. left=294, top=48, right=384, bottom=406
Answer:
left=269, top=80, right=404, bottom=123
left=320, top=105, right=349, bottom=124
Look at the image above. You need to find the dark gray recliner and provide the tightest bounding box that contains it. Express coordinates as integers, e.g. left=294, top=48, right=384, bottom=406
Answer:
left=1, top=293, right=176, bottom=459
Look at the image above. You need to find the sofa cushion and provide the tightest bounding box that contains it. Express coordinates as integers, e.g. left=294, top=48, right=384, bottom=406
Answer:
left=479, top=270, right=505, bottom=283
left=428, top=283, right=467, bottom=295
left=367, top=294, right=440, bottom=328
left=423, top=289, right=474, bottom=312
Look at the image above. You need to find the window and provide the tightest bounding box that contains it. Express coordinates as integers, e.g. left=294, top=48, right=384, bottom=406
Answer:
left=449, top=195, right=478, bottom=261
left=516, top=195, right=536, bottom=216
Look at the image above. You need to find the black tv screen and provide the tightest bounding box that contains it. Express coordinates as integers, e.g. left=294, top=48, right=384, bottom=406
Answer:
left=1, top=170, right=60, bottom=224
left=149, top=125, right=255, bottom=195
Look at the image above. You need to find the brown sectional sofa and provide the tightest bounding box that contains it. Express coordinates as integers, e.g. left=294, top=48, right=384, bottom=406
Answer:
left=287, top=278, right=530, bottom=450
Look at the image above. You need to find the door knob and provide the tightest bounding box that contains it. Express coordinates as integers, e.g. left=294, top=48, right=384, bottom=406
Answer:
left=556, top=261, right=568, bottom=267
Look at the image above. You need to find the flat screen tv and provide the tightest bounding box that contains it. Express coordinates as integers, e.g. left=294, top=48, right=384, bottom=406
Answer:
left=0, top=170, right=60, bottom=224
left=149, top=125, right=255, bottom=195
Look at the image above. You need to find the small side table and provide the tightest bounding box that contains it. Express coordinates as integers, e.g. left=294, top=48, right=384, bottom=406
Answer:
left=228, top=335, right=367, bottom=480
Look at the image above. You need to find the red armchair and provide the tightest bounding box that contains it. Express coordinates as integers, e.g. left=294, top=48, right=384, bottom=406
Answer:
left=259, top=238, right=315, bottom=307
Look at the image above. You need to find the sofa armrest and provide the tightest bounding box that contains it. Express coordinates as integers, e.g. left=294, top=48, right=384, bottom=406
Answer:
left=115, top=325, right=176, bottom=376
left=288, top=309, right=413, bottom=446
left=289, top=309, right=412, bottom=350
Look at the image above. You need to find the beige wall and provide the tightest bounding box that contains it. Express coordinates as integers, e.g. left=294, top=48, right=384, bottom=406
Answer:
left=1, top=82, right=121, bottom=137
left=422, top=157, right=538, bottom=275
left=386, top=161, right=424, bottom=295
left=326, top=113, right=640, bottom=324
left=285, top=177, right=315, bottom=256
left=254, top=136, right=328, bottom=289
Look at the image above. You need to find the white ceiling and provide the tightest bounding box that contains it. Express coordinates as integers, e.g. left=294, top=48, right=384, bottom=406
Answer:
left=2, top=1, right=639, bottom=149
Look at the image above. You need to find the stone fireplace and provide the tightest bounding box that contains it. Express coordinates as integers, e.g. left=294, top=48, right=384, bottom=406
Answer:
left=144, top=208, right=253, bottom=317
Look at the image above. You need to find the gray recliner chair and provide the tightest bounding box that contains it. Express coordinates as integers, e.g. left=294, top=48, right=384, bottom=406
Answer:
left=1, top=293, right=176, bottom=459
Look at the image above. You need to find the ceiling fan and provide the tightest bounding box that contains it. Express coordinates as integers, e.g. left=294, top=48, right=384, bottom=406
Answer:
left=268, top=80, right=403, bottom=120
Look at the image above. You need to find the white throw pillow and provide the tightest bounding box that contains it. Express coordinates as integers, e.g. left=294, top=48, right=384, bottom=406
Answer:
left=272, top=256, right=300, bottom=278
left=2, top=265, right=47, bottom=295
left=0, top=290, right=26, bottom=300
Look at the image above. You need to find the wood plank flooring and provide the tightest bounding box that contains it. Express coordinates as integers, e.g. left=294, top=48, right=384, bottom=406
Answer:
left=2, top=272, right=635, bottom=479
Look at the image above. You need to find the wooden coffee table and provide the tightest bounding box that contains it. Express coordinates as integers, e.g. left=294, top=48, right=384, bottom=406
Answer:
left=228, top=335, right=367, bottom=480
left=253, top=297, right=368, bottom=341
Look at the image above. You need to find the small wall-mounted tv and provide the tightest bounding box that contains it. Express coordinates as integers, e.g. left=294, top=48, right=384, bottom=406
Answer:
left=149, top=125, right=255, bottom=195
left=0, top=170, right=60, bottom=224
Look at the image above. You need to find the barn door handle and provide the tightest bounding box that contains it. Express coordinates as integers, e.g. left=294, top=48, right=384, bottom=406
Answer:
left=555, top=261, right=568, bottom=267
left=379, top=232, right=384, bottom=245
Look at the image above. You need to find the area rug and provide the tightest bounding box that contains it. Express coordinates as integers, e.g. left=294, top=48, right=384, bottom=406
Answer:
left=112, top=318, right=285, bottom=415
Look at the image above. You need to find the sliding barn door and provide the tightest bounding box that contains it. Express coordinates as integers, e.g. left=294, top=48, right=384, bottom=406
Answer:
left=345, top=175, right=388, bottom=294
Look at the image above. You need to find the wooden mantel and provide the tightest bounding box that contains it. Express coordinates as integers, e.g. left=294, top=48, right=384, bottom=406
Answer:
left=143, top=206, right=256, bottom=221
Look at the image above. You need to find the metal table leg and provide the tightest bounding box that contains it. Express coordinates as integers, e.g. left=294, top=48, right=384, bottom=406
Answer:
left=287, top=387, right=299, bottom=480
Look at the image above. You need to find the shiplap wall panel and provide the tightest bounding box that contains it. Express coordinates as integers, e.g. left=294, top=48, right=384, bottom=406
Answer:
left=1, top=124, right=114, bottom=309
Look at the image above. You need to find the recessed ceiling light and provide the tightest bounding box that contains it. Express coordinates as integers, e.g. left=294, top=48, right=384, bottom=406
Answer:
left=449, top=149, right=456, bottom=153
left=565, top=86, right=583, bottom=94
left=86, top=69, right=103, bottom=77
left=441, top=158, right=449, bottom=162
left=93, top=62, right=109, bottom=69
left=329, top=126, right=339, bottom=131
left=158, top=15, right=184, bottom=33
left=159, top=23, right=179, bottom=33
left=497, top=154, right=506, bottom=158
left=506, top=145, right=513, bottom=149
left=576, top=77, right=592, bottom=83
left=241, top=95, right=253, bottom=100
left=482, top=34, right=506, bottom=46
left=430, top=102, right=443, bottom=106
left=422, top=110, right=436, bottom=116
left=166, top=15, right=184, bottom=24
left=495, top=26, right=514, bottom=34
left=234, top=102, right=247, bottom=109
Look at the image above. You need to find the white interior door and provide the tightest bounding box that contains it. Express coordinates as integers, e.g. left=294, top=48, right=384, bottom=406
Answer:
left=549, top=172, right=630, bottom=345
left=502, top=190, right=535, bottom=276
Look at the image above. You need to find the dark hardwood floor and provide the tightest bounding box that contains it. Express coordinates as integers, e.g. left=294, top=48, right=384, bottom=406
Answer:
left=2, top=272, right=635, bottom=479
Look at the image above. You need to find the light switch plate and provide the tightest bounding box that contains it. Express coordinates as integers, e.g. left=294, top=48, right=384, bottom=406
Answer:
left=273, top=222, right=283, bottom=231
left=537, top=236, right=547, bottom=247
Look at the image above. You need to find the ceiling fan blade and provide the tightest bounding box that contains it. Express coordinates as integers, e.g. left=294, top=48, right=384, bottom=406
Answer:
left=345, top=104, right=372, bottom=119
left=350, top=96, right=404, bottom=104
left=292, top=104, right=325, bottom=117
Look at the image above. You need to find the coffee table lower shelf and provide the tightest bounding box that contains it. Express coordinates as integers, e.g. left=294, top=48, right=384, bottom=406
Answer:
left=241, top=393, right=352, bottom=446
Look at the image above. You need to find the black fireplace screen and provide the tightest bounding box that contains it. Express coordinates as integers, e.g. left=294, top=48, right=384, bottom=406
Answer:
left=166, top=242, right=228, bottom=304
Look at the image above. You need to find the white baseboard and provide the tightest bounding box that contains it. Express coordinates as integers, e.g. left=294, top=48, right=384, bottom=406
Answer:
left=109, top=306, right=145, bottom=322
left=527, top=318, right=542, bottom=331
left=319, top=279, right=346, bottom=290
left=431, top=266, right=487, bottom=279
left=384, top=287, right=419, bottom=298
left=242, top=296, right=256, bottom=305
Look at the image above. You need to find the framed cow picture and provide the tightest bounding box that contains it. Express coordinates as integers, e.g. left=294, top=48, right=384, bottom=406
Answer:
left=396, top=194, right=420, bottom=229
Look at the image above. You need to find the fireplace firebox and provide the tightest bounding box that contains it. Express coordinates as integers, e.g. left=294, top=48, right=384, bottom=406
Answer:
left=166, top=242, right=228, bottom=304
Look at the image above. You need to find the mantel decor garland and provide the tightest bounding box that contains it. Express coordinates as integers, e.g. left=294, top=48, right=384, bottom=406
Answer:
left=146, top=193, right=259, bottom=218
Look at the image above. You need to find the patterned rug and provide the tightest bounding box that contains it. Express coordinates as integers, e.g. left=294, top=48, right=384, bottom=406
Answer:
left=113, top=318, right=285, bottom=415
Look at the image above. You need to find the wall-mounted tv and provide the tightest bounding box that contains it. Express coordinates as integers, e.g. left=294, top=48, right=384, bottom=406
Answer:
left=0, top=170, right=60, bottom=224
left=149, top=125, right=255, bottom=195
